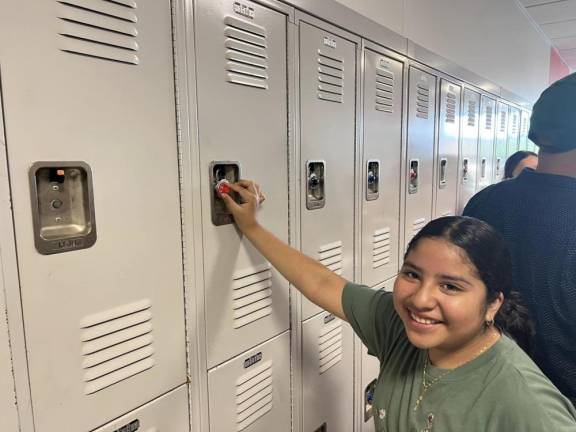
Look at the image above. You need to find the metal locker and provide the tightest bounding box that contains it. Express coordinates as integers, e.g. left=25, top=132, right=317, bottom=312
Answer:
left=93, top=385, right=189, bottom=432
left=457, top=88, right=480, bottom=214
left=434, top=79, right=461, bottom=218
left=0, top=275, right=18, bottom=431
left=404, top=66, right=436, bottom=247
left=519, top=110, right=531, bottom=151
left=360, top=48, right=403, bottom=288
left=299, top=22, right=356, bottom=320
left=0, top=1, right=186, bottom=430
left=360, top=278, right=395, bottom=432
left=493, top=102, right=509, bottom=182
left=507, top=106, right=521, bottom=158
left=208, top=331, right=291, bottom=432
left=302, top=312, right=354, bottom=432
left=477, top=96, right=497, bottom=191
left=195, top=0, right=290, bottom=368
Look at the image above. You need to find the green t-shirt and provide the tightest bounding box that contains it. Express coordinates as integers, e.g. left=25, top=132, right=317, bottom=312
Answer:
left=342, top=282, right=576, bottom=432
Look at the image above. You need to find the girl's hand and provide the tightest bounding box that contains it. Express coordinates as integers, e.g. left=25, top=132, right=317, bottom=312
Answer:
left=221, top=179, right=266, bottom=233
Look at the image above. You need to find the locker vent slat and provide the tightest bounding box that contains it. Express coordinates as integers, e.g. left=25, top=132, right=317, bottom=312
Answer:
left=485, top=105, right=493, bottom=130
left=445, top=92, right=456, bottom=123
left=57, top=0, right=139, bottom=65
left=372, top=227, right=391, bottom=269
left=511, top=113, right=518, bottom=135
left=415, top=83, right=430, bottom=119
left=318, top=241, right=343, bottom=275
left=80, top=299, right=155, bottom=395
left=224, top=16, right=268, bottom=90
left=317, top=50, right=344, bottom=103
left=232, top=263, right=273, bottom=329
left=235, top=360, right=274, bottom=431
left=318, top=319, right=343, bottom=374
left=412, top=218, right=426, bottom=237
left=375, top=67, right=394, bottom=113
left=467, top=100, right=477, bottom=127
left=500, top=111, right=507, bottom=133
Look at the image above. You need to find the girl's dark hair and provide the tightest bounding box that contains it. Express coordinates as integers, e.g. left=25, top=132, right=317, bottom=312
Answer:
left=405, top=216, right=535, bottom=353
left=504, top=150, right=537, bottom=179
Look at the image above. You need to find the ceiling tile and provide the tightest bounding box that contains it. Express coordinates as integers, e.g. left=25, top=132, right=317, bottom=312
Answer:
left=553, top=35, right=576, bottom=49
left=526, top=0, right=576, bottom=24
left=541, top=19, right=576, bottom=38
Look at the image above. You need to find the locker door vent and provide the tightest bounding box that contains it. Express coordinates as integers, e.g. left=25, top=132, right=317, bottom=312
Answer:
left=500, top=111, right=507, bottom=133
left=232, top=263, right=273, bottom=329
left=485, top=105, right=493, bottom=130
left=412, top=218, right=426, bottom=237
left=318, top=319, right=343, bottom=374
left=235, top=360, right=274, bottom=431
left=317, top=50, right=344, bottom=103
left=445, top=91, right=456, bottom=123
left=80, top=299, right=155, bottom=395
left=415, top=84, right=430, bottom=119
left=372, top=227, right=391, bottom=269
left=57, top=0, right=139, bottom=65
left=467, top=100, right=477, bottom=127
left=375, top=67, right=394, bottom=113
left=511, top=114, right=518, bottom=135
left=318, top=241, right=343, bottom=275
left=224, top=16, right=269, bottom=90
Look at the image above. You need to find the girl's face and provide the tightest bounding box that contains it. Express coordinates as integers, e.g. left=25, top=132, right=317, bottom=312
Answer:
left=393, top=237, right=501, bottom=354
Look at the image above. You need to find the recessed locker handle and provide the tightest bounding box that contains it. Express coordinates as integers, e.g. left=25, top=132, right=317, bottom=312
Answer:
left=366, top=160, right=380, bottom=201
left=306, top=161, right=326, bottom=210
left=495, top=157, right=502, bottom=178
left=408, top=159, right=419, bottom=194
left=210, top=161, right=241, bottom=226
left=438, top=158, right=447, bottom=189
left=462, top=158, right=469, bottom=182
left=481, top=158, right=487, bottom=178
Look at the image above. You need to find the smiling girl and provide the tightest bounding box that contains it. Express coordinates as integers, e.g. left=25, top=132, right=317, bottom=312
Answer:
left=221, top=180, right=576, bottom=432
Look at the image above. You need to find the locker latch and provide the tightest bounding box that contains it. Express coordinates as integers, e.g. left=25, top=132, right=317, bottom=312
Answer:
left=314, top=423, right=327, bottom=432
left=462, top=158, right=469, bottom=183
left=439, top=158, right=447, bottom=189
left=366, top=160, right=380, bottom=201
left=495, top=157, right=502, bottom=178
left=306, top=161, right=325, bottom=210
left=408, top=159, right=419, bottom=194
left=29, top=161, right=96, bottom=255
left=481, top=158, right=487, bottom=179
left=210, top=161, right=240, bottom=226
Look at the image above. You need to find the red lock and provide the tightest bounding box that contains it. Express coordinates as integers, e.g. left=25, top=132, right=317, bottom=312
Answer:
left=216, top=179, right=231, bottom=196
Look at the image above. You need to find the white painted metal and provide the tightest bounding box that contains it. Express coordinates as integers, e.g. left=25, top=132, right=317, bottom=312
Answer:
left=519, top=110, right=532, bottom=151
left=477, top=96, right=497, bottom=191
left=494, top=102, right=510, bottom=182
left=507, top=106, right=521, bottom=157
left=457, top=88, right=480, bottom=214
left=0, top=1, right=187, bottom=430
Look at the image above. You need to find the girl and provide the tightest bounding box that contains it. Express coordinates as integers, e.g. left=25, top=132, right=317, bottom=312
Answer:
left=221, top=180, right=576, bottom=431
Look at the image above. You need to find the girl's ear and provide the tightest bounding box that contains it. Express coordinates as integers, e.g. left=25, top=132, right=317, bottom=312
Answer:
left=486, top=292, right=504, bottom=323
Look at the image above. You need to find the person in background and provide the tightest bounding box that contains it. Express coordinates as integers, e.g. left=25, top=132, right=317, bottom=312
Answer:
left=221, top=180, right=576, bottom=431
left=504, top=150, right=538, bottom=179
left=464, top=71, right=576, bottom=406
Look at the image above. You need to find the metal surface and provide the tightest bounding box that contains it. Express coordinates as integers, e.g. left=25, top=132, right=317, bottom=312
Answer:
left=457, top=88, right=481, bottom=214
left=507, top=106, right=521, bottom=157
left=477, top=95, right=497, bottom=191
left=494, top=102, right=510, bottom=182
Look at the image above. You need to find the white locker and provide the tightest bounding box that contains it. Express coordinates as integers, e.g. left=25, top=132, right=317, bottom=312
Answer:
left=299, top=21, right=356, bottom=320
left=93, top=385, right=189, bottom=432
left=405, top=66, right=436, bottom=247
left=194, top=0, right=290, bottom=368
left=434, top=79, right=461, bottom=218
left=302, top=312, right=354, bottom=432
left=0, top=267, right=18, bottom=431
left=208, top=331, right=291, bottom=432
left=0, top=1, right=186, bottom=430
left=457, top=88, right=480, bottom=214
left=519, top=110, right=531, bottom=152
left=360, top=48, right=403, bottom=288
left=477, top=96, right=497, bottom=191
left=507, top=106, right=521, bottom=158
left=493, top=102, right=509, bottom=182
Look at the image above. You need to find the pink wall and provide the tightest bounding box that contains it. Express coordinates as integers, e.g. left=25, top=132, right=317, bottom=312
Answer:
left=549, top=48, right=571, bottom=84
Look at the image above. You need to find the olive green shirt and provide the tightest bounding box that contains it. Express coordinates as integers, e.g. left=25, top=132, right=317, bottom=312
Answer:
left=343, top=282, right=576, bottom=432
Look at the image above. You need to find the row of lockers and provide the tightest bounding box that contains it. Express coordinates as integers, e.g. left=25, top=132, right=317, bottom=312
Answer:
left=0, top=0, right=533, bottom=431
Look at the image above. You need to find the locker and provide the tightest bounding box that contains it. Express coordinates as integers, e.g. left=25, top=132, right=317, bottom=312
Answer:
left=299, top=21, right=357, bottom=320
left=360, top=48, right=403, bottom=287
left=195, top=0, right=290, bottom=368
left=477, top=96, right=497, bottom=191
left=493, top=102, right=509, bottom=182
left=0, top=1, right=186, bottom=430
left=208, top=331, right=291, bottom=432
left=507, top=106, right=521, bottom=158
left=404, top=66, right=436, bottom=247
left=457, top=88, right=480, bottom=214
left=302, top=312, right=354, bottom=432
left=434, top=79, right=461, bottom=218
left=93, top=385, right=190, bottom=432
left=519, top=110, right=531, bottom=152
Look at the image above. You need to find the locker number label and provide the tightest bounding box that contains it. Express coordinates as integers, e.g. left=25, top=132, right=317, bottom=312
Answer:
left=113, top=420, right=139, bottom=432
left=233, top=1, right=255, bottom=19
left=323, top=37, right=337, bottom=49
left=244, top=352, right=263, bottom=369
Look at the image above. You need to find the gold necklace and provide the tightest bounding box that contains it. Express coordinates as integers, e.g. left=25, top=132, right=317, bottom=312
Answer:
left=413, top=330, right=499, bottom=411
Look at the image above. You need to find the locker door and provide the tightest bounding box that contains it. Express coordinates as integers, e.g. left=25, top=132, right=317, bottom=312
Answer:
left=507, top=107, right=521, bottom=157
left=477, top=96, right=496, bottom=191
left=302, top=312, right=354, bottom=432
left=493, top=102, right=509, bottom=182
left=434, top=79, right=461, bottom=218
left=405, top=67, right=436, bottom=247
left=299, top=22, right=356, bottom=320
left=361, top=49, right=403, bottom=288
left=519, top=110, right=531, bottom=151
left=195, top=0, right=290, bottom=368
left=457, top=88, right=480, bottom=214
left=0, top=2, right=186, bottom=430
